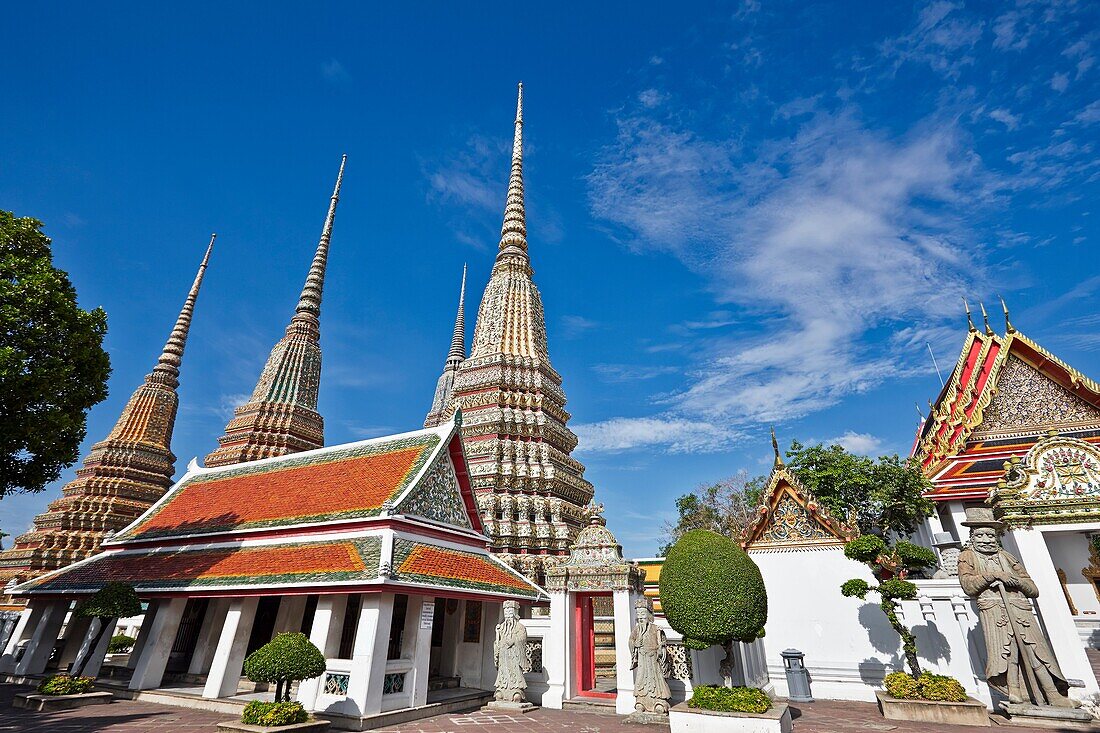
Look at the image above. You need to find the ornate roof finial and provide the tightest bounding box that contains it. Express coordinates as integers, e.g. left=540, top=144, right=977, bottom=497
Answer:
left=447, top=264, right=467, bottom=363
left=771, top=427, right=784, bottom=467
left=151, top=233, right=216, bottom=386
left=979, top=301, right=995, bottom=336
left=496, top=83, right=527, bottom=262
left=293, top=154, right=346, bottom=328
left=962, top=298, right=977, bottom=333
left=999, top=296, right=1016, bottom=334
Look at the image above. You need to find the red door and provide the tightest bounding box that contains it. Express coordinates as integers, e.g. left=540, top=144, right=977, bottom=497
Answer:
left=574, top=593, right=614, bottom=698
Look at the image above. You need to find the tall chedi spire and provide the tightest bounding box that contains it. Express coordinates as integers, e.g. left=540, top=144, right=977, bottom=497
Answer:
left=205, top=156, right=345, bottom=467
left=424, top=265, right=467, bottom=427
left=0, top=235, right=216, bottom=596
left=448, top=84, right=594, bottom=583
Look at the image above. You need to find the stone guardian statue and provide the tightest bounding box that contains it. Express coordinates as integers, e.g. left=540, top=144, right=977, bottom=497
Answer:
left=957, top=507, right=1079, bottom=711
left=492, top=600, right=530, bottom=705
left=629, top=597, right=671, bottom=714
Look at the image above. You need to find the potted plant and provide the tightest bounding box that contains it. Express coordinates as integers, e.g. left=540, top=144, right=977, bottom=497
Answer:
left=217, top=632, right=329, bottom=732
left=660, top=530, right=787, bottom=732
left=841, top=536, right=988, bottom=726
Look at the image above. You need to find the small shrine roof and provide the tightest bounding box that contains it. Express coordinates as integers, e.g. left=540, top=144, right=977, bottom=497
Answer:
left=111, top=419, right=479, bottom=544
left=742, top=456, right=856, bottom=550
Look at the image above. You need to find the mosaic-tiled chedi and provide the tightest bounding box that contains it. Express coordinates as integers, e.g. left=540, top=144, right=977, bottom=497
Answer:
left=205, top=156, right=345, bottom=467
left=0, top=235, right=216, bottom=604
left=438, top=85, right=595, bottom=580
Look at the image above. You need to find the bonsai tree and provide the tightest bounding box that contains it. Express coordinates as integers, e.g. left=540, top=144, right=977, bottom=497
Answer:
left=840, top=535, right=937, bottom=677
left=70, top=582, right=142, bottom=677
left=243, top=632, right=326, bottom=702
left=659, top=529, right=767, bottom=686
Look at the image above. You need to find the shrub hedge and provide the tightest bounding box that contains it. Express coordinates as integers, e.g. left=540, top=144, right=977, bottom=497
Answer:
left=659, top=530, right=767, bottom=649
left=688, top=685, right=772, bottom=714
left=243, top=632, right=326, bottom=702
left=241, top=700, right=309, bottom=726
left=37, top=674, right=94, bottom=696
left=883, top=671, right=967, bottom=702
left=107, top=634, right=136, bottom=654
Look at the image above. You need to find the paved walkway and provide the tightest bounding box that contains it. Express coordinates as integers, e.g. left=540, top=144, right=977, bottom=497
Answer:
left=0, top=683, right=1061, bottom=732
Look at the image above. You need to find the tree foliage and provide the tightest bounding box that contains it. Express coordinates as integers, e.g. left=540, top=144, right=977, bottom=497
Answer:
left=662, top=472, right=766, bottom=553
left=660, top=530, right=768, bottom=651
left=1, top=211, right=110, bottom=498
left=244, top=632, right=327, bottom=702
left=784, top=441, right=934, bottom=537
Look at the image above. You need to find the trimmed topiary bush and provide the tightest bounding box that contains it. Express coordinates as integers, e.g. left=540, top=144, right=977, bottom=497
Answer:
left=241, top=700, right=309, bottom=727
left=243, top=632, right=326, bottom=703
left=688, top=685, right=772, bottom=714
left=107, top=633, right=136, bottom=654
left=37, top=674, right=94, bottom=695
left=70, top=582, right=142, bottom=677
left=660, top=530, right=767, bottom=688
left=883, top=671, right=967, bottom=702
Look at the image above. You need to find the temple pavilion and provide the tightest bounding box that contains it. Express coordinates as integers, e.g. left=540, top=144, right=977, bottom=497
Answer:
left=913, top=301, right=1100, bottom=697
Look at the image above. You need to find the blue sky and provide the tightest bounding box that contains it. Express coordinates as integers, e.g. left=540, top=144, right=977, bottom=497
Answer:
left=2, top=1, right=1097, bottom=558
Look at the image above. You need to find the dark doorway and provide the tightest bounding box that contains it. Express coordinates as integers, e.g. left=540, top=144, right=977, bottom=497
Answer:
left=246, top=597, right=281, bottom=656
left=167, top=598, right=209, bottom=673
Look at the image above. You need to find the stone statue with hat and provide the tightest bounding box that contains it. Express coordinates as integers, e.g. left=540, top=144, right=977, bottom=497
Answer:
left=957, top=506, right=1081, bottom=714
left=629, top=596, right=671, bottom=714
left=487, top=600, right=535, bottom=713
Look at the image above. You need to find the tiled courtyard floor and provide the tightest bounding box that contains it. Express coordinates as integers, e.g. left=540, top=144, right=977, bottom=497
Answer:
left=0, top=683, right=1063, bottom=732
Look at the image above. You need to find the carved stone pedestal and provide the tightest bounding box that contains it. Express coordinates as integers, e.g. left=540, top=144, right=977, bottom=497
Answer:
left=485, top=700, right=537, bottom=714
left=623, top=711, right=671, bottom=726
left=1000, top=702, right=1099, bottom=730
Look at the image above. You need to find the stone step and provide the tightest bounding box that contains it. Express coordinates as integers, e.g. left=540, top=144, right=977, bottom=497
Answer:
left=428, top=676, right=461, bottom=691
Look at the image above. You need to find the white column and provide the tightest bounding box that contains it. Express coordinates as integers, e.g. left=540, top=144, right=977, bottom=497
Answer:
left=481, top=602, right=502, bottom=693
left=77, top=617, right=116, bottom=679
left=0, top=602, right=45, bottom=673
left=1012, top=529, right=1099, bottom=696
left=613, top=589, right=642, bottom=715
left=57, top=615, right=92, bottom=671
left=341, top=593, right=394, bottom=717
left=127, top=601, right=159, bottom=670
left=129, top=597, right=187, bottom=690
left=203, top=597, right=259, bottom=699
left=272, top=595, right=308, bottom=635
left=543, top=591, right=572, bottom=708
left=189, top=598, right=231, bottom=675
left=15, top=600, right=68, bottom=676
left=407, top=596, right=435, bottom=707
left=297, top=595, right=344, bottom=707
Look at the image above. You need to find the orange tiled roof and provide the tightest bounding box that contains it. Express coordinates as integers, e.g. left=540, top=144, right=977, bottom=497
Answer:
left=393, top=539, right=540, bottom=599
left=117, top=433, right=439, bottom=541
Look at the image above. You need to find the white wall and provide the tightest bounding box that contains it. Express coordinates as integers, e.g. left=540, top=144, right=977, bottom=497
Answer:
left=1046, top=531, right=1099, bottom=619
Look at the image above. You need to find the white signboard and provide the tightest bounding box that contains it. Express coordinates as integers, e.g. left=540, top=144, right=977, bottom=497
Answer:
left=420, top=601, right=435, bottom=629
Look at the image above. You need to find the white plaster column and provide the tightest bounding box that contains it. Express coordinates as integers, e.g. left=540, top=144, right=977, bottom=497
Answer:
left=340, top=593, right=394, bottom=717
left=297, top=594, right=346, bottom=707
left=481, top=602, right=501, bottom=693
left=75, top=617, right=116, bottom=679
left=57, top=614, right=92, bottom=671
left=407, top=596, right=435, bottom=707
left=613, top=589, right=643, bottom=715
left=1012, top=529, right=1099, bottom=696
left=272, top=595, right=308, bottom=635
left=543, top=590, right=572, bottom=708
left=189, top=598, right=231, bottom=675
left=127, top=601, right=159, bottom=670
left=0, top=602, right=45, bottom=673
left=15, top=600, right=68, bottom=676
left=203, top=597, right=259, bottom=699
left=129, top=597, right=187, bottom=690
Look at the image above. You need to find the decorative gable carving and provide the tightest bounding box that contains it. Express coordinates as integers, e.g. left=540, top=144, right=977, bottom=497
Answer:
left=980, top=356, right=1100, bottom=434
left=994, top=434, right=1100, bottom=527
left=397, top=454, right=472, bottom=529
left=743, top=466, right=856, bottom=550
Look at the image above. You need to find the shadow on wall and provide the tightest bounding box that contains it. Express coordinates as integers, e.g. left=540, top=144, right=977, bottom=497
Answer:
left=855, top=601, right=952, bottom=682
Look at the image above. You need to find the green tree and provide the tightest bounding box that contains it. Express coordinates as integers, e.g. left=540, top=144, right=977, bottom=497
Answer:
left=784, top=441, right=933, bottom=537
left=244, top=632, right=327, bottom=702
left=840, top=535, right=938, bottom=677
left=662, top=472, right=767, bottom=553
left=1, top=211, right=110, bottom=498
left=71, top=582, right=142, bottom=677
left=660, top=530, right=768, bottom=686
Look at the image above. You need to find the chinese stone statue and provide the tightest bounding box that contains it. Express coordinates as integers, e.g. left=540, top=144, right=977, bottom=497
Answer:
left=493, top=600, right=530, bottom=704
left=957, top=507, right=1079, bottom=710
left=629, top=597, right=671, bottom=714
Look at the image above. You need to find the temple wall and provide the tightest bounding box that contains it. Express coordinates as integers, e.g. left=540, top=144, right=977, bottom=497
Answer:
left=1045, top=532, right=1100, bottom=617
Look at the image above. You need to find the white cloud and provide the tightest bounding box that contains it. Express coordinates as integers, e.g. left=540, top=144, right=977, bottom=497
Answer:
left=560, top=315, right=600, bottom=339
left=989, top=108, right=1020, bottom=130
left=217, top=393, right=249, bottom=421
left=819, top=431, right=885, bottom=455
left=638, top=89, right=668, bottom=108
left=592, top=364, right=679, bottom=383
left=1051, top=72, right=1070, bottom=92
left=880, top=1, right=984, bottom=79
left=1074, top=100, right=1100, bottom=125
left=582, top=107, right=987, bottom=452
left=321, top=58, right=351, bottom=84
left=574, top=417, right=738, bottom=454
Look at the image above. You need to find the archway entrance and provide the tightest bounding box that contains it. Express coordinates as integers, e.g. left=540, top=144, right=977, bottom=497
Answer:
left=574, top=593, right=616, bottom=698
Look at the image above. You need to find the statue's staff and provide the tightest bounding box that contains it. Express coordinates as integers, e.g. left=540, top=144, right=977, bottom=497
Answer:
left=992, top=579, right=1043, bottom=705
